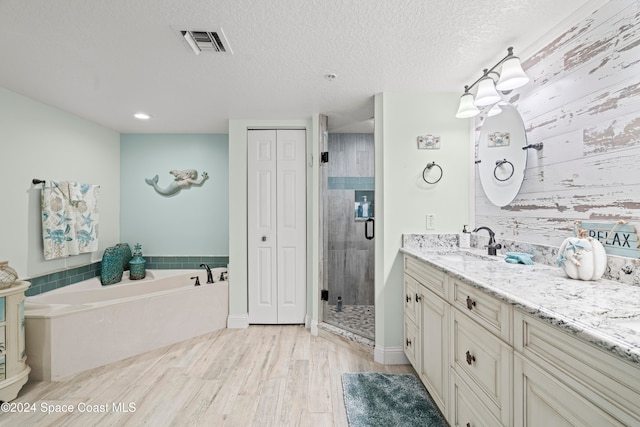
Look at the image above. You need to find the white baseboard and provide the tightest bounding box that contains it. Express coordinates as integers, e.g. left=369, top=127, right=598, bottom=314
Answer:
left=309, top=319, right=319, bottom=336
left=374, top=345, right=409, bottom=365
left=227, top=313, right=249, bottom=329
left=305, top=314, right=311, bottom=329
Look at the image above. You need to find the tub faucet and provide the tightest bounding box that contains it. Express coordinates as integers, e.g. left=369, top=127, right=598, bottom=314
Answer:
left=191, top=276, right=201, bottom=286
left=200, top=264, right=214, bottom=283
left=473, top=226, right=503, bottom=256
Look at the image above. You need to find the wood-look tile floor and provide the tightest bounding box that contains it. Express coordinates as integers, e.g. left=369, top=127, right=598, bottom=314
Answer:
left=1, top=325, right=414, bottom=427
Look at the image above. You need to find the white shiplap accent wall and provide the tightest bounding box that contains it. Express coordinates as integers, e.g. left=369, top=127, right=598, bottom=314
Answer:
left=475, top=0, right=640, bottom=250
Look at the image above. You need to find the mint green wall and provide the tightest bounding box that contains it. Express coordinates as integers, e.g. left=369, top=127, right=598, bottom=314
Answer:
left=120, top=134, right=229, bottom=256
left=374, top=92, right=470, bottom=363
left=0, top=87, right=120, bottom=279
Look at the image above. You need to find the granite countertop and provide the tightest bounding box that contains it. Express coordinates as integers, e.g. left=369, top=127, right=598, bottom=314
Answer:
left=400, top=245, right=640, bottom=366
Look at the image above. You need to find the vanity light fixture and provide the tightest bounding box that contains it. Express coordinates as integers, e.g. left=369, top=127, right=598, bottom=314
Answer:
left=455, top=47, right=529, bottom=118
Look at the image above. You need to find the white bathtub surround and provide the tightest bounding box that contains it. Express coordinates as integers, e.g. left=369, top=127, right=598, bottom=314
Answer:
left=400, top=245, right=640, bottom=365
left=25, top=269, right=228, bottom=381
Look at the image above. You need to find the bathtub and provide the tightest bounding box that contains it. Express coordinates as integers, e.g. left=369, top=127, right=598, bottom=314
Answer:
left=25, top=269, right=228, bottom=381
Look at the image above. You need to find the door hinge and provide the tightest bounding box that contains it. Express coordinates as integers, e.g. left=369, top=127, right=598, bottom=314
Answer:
left=321, top=289, right=329, bottom=301
left=320, top=152, right=329, bottom=163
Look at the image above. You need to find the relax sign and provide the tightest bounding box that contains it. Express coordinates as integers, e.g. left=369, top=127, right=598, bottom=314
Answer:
left=577, top=221, right=640, bottom=258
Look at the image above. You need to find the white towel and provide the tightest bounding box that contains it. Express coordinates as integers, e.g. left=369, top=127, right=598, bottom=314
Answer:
left=41, top=181, right=100, bottom=260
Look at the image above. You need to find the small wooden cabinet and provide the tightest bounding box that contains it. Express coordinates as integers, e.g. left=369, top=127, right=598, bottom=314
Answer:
left=0, top=281, right=30, bottom=402
left=403, top=254, right=640, bottom=427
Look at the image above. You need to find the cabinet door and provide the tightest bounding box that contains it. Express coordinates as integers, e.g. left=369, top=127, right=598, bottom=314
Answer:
left=403, top=274, right=419, bottom=325
left=404, top=315, right=420, bottom=368
left=419, top=285, right=449, bottom=415
left=451, top=309, right=512, bottom=426
left=514, top=354, right=625, bottom=427
left=450, top=370, right=502, bottom=427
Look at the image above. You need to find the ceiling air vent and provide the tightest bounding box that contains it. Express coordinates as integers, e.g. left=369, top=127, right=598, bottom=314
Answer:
left=181, top=29, right=233, bottom=55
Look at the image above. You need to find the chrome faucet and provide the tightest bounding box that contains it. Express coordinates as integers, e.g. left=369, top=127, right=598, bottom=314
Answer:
left=200, top=264, right=214, bottom=283
left=473, top=226, right=503, bottom=256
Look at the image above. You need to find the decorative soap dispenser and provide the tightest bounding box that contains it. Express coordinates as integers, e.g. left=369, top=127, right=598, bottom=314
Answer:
left=129, top=243, right=146, bottom=280
left=459, top=225, right=471, bottom=249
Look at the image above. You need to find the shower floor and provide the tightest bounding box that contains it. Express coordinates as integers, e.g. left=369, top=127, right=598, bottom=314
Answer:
left=324, top=304, right=374, bottom=339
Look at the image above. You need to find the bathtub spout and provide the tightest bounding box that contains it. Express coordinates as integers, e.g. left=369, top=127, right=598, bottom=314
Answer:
left=200, top=264, right=214, bottom=283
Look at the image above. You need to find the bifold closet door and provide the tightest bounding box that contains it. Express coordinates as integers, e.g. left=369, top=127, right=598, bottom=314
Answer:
left=248, top=129, right=306, bottom=324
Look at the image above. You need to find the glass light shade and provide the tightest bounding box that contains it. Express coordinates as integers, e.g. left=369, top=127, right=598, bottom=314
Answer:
left=455, top=93, right=480, bottom=118
left=474, top=76, right=501, bottom=106
left=496, top=56, right=529, bottom=91
left=487, top=104, right=502, bottom=117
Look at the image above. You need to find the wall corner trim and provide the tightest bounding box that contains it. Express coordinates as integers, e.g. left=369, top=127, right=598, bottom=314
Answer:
left=374, top=345, right=410, bottom=365
left=227, top=313, right=249, bottom=329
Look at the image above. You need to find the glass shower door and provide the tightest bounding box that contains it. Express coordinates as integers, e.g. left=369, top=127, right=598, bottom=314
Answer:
left=321, top=132, right=375, bottom=340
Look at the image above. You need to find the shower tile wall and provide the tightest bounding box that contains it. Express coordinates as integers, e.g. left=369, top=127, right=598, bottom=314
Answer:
left=325, top=133, right=375, bottom=306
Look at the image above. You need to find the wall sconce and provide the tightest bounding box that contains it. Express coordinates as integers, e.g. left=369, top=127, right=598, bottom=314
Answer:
left=455, top=47, right=529, bottom=118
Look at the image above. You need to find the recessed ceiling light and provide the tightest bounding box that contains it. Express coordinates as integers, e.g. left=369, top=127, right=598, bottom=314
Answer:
left=134, top=112, right=151, bottom=120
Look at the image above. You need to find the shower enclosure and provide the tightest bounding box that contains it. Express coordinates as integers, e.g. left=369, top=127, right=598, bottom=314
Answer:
left=320, top=126, right=375, bottom=340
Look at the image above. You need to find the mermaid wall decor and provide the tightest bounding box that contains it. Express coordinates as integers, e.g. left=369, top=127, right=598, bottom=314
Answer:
left=145, top=169, right=208, bottom=196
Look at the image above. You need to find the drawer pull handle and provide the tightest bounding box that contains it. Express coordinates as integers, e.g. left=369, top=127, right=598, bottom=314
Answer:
left=466, top=424, right=471, bottom=427
left=466, top=351, right=476, bottom=365
left=406, top=338, right=412, bottom=347
left=406, top=294, right=411, bottom=303
left=415, top=293, right=422, bottom=302
left=466, top=296, right=476, bottom=310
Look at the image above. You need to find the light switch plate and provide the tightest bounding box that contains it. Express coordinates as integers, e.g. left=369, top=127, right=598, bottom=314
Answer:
left=426, top=214, right=436, bottom=230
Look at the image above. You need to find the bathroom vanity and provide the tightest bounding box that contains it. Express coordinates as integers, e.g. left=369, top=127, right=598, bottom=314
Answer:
left=401, top=246, right=640, bottom=427
left=0, top=281, right=30, bottom=402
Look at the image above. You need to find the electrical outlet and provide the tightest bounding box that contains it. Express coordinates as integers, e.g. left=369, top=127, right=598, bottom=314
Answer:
left=426, top=214, right=436, bottom=230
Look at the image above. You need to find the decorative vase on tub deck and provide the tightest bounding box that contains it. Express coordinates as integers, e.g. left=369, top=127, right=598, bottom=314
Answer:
left=129, top=243, right=146, bottom=280
left=557, top=230, right=607, bottom=281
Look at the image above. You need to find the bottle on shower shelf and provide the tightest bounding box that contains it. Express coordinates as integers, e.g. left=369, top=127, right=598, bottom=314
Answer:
left=337, top=296, right=343, bottom=312
left=361, top=196, right=369, bottom=218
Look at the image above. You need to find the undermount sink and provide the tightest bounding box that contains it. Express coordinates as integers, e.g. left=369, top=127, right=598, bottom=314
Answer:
left=436, top=251, right=500, bottom=263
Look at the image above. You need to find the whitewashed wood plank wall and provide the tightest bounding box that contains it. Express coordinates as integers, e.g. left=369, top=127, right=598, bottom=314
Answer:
left=475, top=0, right=640, bottom=250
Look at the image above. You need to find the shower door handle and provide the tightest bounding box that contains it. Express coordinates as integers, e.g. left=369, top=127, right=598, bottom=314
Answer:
left=365, top=217, right=374, bottom=240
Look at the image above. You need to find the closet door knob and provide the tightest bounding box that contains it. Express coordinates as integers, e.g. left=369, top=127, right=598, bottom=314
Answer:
left=261, top=236, right=267, bottom=242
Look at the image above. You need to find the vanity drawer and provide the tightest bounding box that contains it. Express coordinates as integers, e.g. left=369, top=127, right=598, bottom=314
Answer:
left=452, top=279, right=512, bottom=343
left=451, top=309, right=512, bottom=426
left=404, top=255, right=447, bottom=299
left=515, top=310, right=640, bottom=426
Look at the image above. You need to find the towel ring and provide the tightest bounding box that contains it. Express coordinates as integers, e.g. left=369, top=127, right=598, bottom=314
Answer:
left=494, top=159, right=514, bottom=182
left=422, top=162, right=443, bottom=184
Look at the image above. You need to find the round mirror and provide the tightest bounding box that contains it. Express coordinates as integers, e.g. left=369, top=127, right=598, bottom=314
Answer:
left=477, top=104, right=527, bottom=207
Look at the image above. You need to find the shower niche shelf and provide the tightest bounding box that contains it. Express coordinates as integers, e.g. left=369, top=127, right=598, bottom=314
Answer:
left=354, top=190, right=374, bottom=221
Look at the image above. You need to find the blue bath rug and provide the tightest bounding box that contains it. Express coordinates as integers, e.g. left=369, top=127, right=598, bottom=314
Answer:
left=342, top=372, right=447, bottom=427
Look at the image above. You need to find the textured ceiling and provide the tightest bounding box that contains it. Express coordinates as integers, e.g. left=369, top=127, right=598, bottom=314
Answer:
left=0, top=0, right=605, bottom=133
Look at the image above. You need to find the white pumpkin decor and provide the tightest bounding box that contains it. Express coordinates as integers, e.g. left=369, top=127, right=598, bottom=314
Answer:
left=557, top=230, right=607, bottom=281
